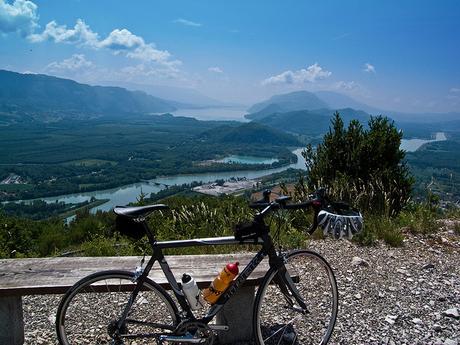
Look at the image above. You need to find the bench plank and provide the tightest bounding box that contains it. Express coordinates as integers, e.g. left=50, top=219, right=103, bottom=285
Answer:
left=0, top=253, right=269, bottom=296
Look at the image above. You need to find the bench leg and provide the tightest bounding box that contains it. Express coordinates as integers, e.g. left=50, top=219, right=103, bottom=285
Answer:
left=216, top=286, right=255, bottom=344
left=0, top=296, right=24, bottom=345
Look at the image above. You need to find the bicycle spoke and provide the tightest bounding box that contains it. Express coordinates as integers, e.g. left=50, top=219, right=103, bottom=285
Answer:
left=254, top=250, right=338, bottom=345
left=263, top=314, right=302, bottom=343
left=56, top=271, right=177, bottom=345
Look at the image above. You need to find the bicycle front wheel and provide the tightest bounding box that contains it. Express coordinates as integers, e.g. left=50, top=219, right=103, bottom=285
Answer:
left=254, top=250, right=338, bottom=345
left=56, top=270, right=178, bottom=345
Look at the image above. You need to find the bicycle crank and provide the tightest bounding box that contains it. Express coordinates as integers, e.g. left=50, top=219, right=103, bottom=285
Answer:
left=161, top=321, right=215, bottom=344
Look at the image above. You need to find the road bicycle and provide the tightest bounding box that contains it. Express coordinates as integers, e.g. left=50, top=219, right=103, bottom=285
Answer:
left=55, top=188, right=362, bottom=344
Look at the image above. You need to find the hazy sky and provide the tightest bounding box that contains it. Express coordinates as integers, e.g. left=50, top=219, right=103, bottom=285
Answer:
left=1, top=0, right=459, bottom=112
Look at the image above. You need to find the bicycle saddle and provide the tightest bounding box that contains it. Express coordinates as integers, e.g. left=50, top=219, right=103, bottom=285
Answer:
left=113, top=204, right=169, bottom=218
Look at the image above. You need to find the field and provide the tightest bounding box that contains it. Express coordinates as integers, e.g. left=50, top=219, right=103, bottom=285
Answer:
left=0, top=184, right=34, bottom=192
left=62, top=159, right=117, bottom=167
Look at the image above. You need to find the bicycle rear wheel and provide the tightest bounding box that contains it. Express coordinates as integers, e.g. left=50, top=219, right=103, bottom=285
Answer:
left=253, top=250, right=338, bottom=345
left=56, top=270, right=178, bottom=345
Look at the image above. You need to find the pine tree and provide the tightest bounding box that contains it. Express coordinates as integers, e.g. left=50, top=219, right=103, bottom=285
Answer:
left=302, top=112, right=413, bottom=215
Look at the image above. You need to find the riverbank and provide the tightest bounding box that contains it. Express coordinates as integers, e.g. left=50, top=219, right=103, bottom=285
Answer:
left=11, top=149, right=306, bottom=213
left=22, top=227, right=459, bottom=344
left=56, top=198, right=109, bottom=219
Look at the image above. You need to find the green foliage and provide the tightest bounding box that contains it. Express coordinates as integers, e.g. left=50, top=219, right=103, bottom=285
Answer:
left=0, top=193, right=313, bottom=258
left=354, top=215, right=404, bottom=247
left=351, top=199, right=442, bottom=247
left=406, top=140, right=460, bottom=202
left=398, top=204, right=439, bottom=234
left=302, top=112, right=413, bottom=216
left=0, top=199, right=105, bottom=220
left=199, top=122, right=301, bottom=146
left=0, top=214, right=38, bottom=257
left=0, top=117, right=297, bottom=201
left=80, top=234, right=136, bottom=256
left=0, top=69, right=175, bottom=123
left=454, top=222, right=460, bottom=235
left=252, top=108, right=370, bottom=138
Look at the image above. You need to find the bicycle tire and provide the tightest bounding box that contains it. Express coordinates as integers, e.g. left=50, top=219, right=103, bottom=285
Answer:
left=56, top=270, right=178, bottom=345
left=253, top=250, right=338, bottom=345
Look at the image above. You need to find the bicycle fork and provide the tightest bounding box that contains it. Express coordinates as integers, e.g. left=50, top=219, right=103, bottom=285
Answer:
left=271, top=255, right=310, bottom=315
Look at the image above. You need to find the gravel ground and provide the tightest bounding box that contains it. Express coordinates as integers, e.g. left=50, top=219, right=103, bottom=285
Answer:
left=23, top=224, right=459, bottom=345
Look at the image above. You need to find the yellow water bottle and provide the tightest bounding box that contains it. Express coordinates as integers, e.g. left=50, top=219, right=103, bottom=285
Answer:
left=203, top=262, right=239, bottom=304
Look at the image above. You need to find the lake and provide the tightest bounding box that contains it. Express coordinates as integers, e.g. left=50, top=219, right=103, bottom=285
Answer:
left=34, top=149, right=306, bottom=213
left=400, top=132, right=446, bottom=152
left=172, top=106, right=249, bottom=121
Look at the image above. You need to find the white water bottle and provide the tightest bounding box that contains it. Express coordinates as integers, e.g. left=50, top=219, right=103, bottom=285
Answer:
left=181, top=273, right=204, bottom=310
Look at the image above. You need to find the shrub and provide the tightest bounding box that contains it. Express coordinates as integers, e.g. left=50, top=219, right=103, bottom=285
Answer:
left=80, top=234, right=136, bottom=256
left=301, top=112, right=413, bottom=216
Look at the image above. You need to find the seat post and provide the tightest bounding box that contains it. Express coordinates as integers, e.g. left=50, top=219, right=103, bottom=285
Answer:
left=142, top=221, right=157, bottom=246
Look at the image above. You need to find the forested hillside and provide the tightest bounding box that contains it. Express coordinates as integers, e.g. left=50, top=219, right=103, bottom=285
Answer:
left=0, top=115, right=298, bottom=201
left=0, top=70, right=176, bottom=123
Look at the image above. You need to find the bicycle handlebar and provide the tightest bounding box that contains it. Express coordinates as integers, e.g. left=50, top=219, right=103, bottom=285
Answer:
left=249, top=189, right=326, bottom=235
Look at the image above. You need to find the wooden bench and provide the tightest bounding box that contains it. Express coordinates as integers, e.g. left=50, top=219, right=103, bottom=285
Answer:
left=0, top=253, right=269, bottom=344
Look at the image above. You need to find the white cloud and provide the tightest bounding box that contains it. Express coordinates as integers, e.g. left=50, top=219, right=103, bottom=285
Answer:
left=208, top=66, right=223, bottom=73
left=98, top=29, right=144, bottom=51
left=262, top=63, right=331, bottom=86
left=173, top=18, right=202, bottom=27
left=334, top=80, right=359, bottom=91
left=363, top=63, right=376, bottom=73
left=0, top=0, right=38, bottom=36
left=28, top=17, right=181, bottom=69
left=45, top=54, right=93, bottom=72
left=450, top=87, right=460, bottom=93
left=28, top=19, right=99, bottom=46
left=126, top=44, right=179, bottom=68
left=119, top=63, right=183, bottom=82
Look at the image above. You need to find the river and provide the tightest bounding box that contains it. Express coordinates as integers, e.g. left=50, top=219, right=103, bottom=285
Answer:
left=17, top=131, right=445, bottom=214
left=35, top=149, right=306, bottom=213
left=400, top=132, right=446, bottom=152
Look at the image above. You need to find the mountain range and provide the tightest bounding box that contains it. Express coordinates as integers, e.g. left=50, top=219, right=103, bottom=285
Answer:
left=1, top=70, right=458, bottom=136
left=96, top=80, right=229, bottom=108
left=251, top=108, right=370, bottom=137
left=0, top=70, right=176, bottom=123
left=246, top=90, right=460, bottom=124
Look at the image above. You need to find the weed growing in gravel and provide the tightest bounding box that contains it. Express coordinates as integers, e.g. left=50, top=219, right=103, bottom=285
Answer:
left=353, top=214, right=404, bottom=247
left=454, top=222, right=460, bottom=235
left=398, top=203, right=439, bottom=234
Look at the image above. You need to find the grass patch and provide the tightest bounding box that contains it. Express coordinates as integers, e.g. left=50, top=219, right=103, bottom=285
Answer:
left=62, top=159, right=117, bottom=167
left=353, top=215, right=404, bottom=247
left=0, top=184, right=33, bottom=192
left=454, top=222, right=460, bottom=235
left=78, top=183, right=98, bottom=189
left=398, top=204, right=439, bottom=234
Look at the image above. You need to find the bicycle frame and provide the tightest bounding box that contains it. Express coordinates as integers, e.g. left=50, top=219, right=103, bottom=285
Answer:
left=116, top=221, right=307, bottom=338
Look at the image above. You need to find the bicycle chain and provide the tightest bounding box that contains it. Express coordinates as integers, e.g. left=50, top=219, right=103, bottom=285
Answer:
left=175, top=321, right=215, bottom=345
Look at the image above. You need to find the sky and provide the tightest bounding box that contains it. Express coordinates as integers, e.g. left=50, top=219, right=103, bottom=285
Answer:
left=0, top=0, right=459, bottom=113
